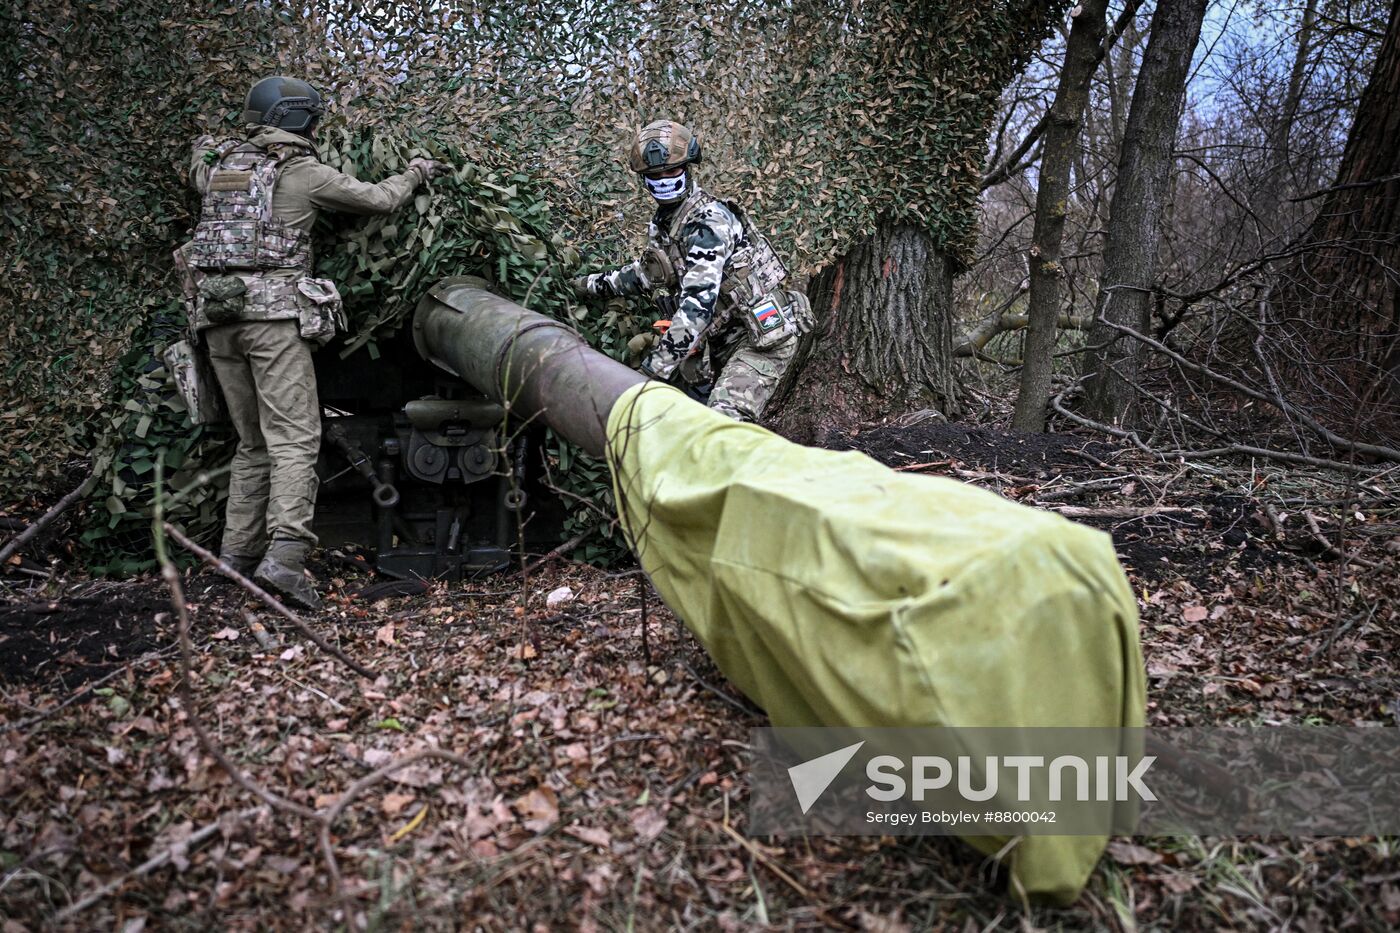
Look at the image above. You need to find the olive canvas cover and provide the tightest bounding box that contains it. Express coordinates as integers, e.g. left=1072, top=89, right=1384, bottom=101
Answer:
left=606, top=384, right=1146, bottom=903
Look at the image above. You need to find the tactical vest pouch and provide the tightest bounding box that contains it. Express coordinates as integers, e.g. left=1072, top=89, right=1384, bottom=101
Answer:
left=742, top=290, right=799, bottom=350
left=785, top=288, right=815, bottom=335
left=294, top=277, right=345, bottom=346
left=163, top=338, right=227, bottom=425
left=640, top=246, right=676, bottom=291
left=197, top=275, right=248, bottom=325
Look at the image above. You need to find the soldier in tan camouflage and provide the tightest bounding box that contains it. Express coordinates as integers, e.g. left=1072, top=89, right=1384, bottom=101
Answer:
left=573, top=121, right=810, bottom=422
left=178, top=76, right=447, bottom=609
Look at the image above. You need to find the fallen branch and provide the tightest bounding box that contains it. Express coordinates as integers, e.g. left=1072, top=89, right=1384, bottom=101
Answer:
left=955, top=311, right=1088, bottom=358
left=0, top=468, right=98, bottom=569
left=1050, top=387, right=1156, bottom=455
left=318, top=748, right=477, bottom=902
left=140, top=471, right=481, bottom=925
left=1051, top=505, right=1201, bottom=520
left=162, top=522, right=372, bottom=679
left=1035, top=475, right=1148, bottom=502
left=1093, top=317, right=1400, bottom=463
left=713, top=821, right=851, bottom=930
left=517, top=526, right=594, bottom=578
left=52, top=807, right=265, bottom=922
left=1303, top=510, right=1382, bottom=570
left=159, top=524, right=318, bottom=820
left=1050, top=388, right=1387, bottom=474
left=892, top=459, right=955, bottom=473
left=1167, top=445, right=1379, bottom=475
left=0, top=645, right=178, bottom=735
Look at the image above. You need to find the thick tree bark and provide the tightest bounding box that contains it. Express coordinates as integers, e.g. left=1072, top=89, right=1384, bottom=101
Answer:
left=1277, top=0, right=1400, bottom=398
left=769, top=220, right=957, bottom=444
left=1013, top=0, right=1111, bottom=432
left=1083, top=0, right=1208, bottom=426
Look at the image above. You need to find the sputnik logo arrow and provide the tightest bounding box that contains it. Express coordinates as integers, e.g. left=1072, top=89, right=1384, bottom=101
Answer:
left=787, top=741, right=865, bottom=814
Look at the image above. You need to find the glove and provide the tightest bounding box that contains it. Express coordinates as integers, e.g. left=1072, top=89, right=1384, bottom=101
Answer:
left=408, top=158, right=450, bottom=181
left=627, top=332, right=658, bottom=360
left=571, top=274, right=596, bottom=299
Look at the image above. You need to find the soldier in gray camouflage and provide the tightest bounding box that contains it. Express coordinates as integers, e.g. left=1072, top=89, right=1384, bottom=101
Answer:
left=177, top=76, right=447, bottom=609
left=573, top=121, right=810, bottom=422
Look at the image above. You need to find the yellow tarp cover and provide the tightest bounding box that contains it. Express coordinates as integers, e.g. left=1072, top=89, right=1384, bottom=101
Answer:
left=606, top=384, right=1146, bottom=903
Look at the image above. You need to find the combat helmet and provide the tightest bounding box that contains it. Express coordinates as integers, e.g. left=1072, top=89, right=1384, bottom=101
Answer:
left=241, top=76, right=325, bottom=134
left=627, top=120, right=702, bottom=175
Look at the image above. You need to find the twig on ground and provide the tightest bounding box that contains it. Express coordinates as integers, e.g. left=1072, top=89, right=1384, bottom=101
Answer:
left=892, top=459, right=955, bottom=473
left=318, top=748, right=477, bottom=904
left=159, top=523, right=317, bottom=820
left=162, top=522, right=372, bottom=679
left=1050, top=505, right=1202, bottom=520
left=1303, top=510, right=1381, bottom=570
left=518, top=527, right=594, bottom=578
left=679, top=657, right=759, bottom=718
left=639, top=573, right=652, bottom=667
left=0, top=645, right=179, bottom=735
left=242, top=611, right=280, bottom=651
left=1035, top=475, right=1146, bottom=502
left=1169, top=445, right=1379, bottom=474
left=0, top=468, right=98, bottom=569
left=714, top=822, right=853, bottom=929
left=53, top=807, right=265, bottom=922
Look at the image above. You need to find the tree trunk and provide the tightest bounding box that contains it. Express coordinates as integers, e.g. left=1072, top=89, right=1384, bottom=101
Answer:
left=1083, top=0, right=1208, bottom=426
left=769, top=220, right=957, bottom=444
left=1276, top=0, right=1400, bottom=399
left=1253, top=0, right=1318, bottom=250
left=1013, top=0, right=1111, bottom=432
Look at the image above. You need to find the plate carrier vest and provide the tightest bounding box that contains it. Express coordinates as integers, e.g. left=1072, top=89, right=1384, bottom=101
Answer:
left=186, top=138, right=313, bottom=275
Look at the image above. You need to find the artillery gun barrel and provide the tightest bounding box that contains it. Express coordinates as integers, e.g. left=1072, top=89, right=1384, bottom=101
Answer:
left=413, top=276, right=645, bottom=457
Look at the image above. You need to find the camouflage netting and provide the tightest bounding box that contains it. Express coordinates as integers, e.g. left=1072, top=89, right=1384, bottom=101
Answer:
left=1, top=0, right=1062, bottom=570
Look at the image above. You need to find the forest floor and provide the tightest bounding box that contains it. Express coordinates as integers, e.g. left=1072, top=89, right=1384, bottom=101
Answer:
left=2, top=421, right=1399, bottom=931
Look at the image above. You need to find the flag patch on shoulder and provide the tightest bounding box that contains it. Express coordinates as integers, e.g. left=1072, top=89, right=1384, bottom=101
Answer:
left=751, top=297, right=782, bottom=330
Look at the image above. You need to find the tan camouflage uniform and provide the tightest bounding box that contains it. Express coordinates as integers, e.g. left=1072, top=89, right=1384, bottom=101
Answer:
left=584, top=185, right=805, bottom=422
left=183, top=126, right=427, bottom=560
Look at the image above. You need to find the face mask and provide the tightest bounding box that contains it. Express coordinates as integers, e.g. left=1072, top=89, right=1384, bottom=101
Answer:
left=644, top=171, right=687, bottom=203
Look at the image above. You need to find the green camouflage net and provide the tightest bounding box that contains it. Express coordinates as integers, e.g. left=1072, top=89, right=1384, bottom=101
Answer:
left=2, top=0, right=1062, bottom=569
left=79, top=125, right=647, bottom=570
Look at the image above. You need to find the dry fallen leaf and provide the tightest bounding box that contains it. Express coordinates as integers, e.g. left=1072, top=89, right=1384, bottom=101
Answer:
left=376, top=621, right=396, bottom=646
left=381, top=792, right=416, bottom=817
left=513, top=786, right=559, bottom=832
left=631, top=807, right=667, bottom=842
left=564, top=824, right=612, bottom=849
left=1181, top=605, right=1209, bottom=623
left=1107, top=840, right=1164, bottom=866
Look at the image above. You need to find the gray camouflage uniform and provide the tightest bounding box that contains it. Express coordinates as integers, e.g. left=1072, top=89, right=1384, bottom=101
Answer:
left=586, top=186, right=801, bottom=422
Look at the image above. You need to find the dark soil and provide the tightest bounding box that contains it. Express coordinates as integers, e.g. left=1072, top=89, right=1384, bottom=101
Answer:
left=0, top=585, right=170, bottom=687
left=837, top=422, right=1294, bottom=587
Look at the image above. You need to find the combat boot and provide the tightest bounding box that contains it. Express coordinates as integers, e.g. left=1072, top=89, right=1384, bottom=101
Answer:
left=219, top=552, right=260, bottom=577
left=254, top=539, right=322, bottom=611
